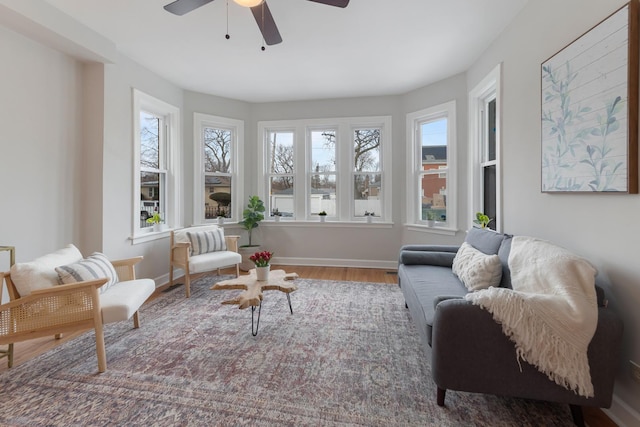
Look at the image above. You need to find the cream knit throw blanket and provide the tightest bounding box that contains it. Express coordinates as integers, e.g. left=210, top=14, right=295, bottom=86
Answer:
left=465, top=236, right=598, bottom=397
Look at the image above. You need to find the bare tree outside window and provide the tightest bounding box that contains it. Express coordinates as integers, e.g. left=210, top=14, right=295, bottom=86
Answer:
left=204, top=128, right=231, bottom=173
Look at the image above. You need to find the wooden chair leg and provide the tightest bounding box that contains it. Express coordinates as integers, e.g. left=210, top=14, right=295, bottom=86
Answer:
left=437, top=387, right=446, bottom=406
left=169, top=264, right=174, bottom=287
left=55, top=333, right=63, bottom=340
left=7, top=343, right=13, bottom=368
left=235, top=263, right=240, bottom=277
left=133, top=311, right=140, bottom=329
left=95, top=323, right=106, bottom=373
left=185, top=272, right=191, bottom=298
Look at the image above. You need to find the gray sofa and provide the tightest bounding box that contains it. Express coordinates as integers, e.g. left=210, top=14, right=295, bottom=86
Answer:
left=397, top=228, right=623, bottom=427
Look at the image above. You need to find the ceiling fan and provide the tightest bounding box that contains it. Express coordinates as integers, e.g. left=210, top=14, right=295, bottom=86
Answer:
left=163, top=0, right=350, bottom=46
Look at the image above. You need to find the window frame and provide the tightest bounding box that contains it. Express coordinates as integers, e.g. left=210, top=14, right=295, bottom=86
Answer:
left=469, top=64, right=502, bottom=232
left=193, top=113, right=244, bottom=226
left=257, top=116, right=392, bottom=223
left=131, top=89, right=181, bottom=244
left=406, top=100, right=457, bottom=235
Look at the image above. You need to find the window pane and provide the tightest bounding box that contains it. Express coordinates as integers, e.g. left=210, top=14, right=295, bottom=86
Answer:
left=310, top=174, right=336, bottom=215
left=421, top=118, right=448, bottom=164
left=270, top=176, right=294, bottom=217
left=420, top=172, right=447, bottom=222
left=204, top=127, right=231, bottom=173
left=140, top=112, right=159, bottom=169
left=311, top=130, right=336, bottom=172
left=487, top=99, right=496, bottom=162
left=354, top=129, right=381, bottom=172
left=483, top=165, right=497, bottom=230
left=205, top=176, right=232, bottom=219
left=268, top=131, right=294, bottom=174
left=140, top=171, right=163, bottom=228
left=354, top=173, right=381, bottom=217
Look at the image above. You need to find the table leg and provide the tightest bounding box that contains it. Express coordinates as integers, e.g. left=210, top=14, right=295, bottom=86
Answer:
left=287, top=293, right=293, bottom=314
left=251, top=301, right=262, bottom=336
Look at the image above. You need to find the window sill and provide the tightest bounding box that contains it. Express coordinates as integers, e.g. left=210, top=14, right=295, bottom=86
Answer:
left=262, top=220, right=394, bottom=228
left=129, top=228, right=172, bottom=244
left=405, top=223, right=458, bottom=236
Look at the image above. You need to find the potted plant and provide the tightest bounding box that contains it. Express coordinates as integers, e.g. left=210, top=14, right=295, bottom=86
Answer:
left=473, top=212, right=493, bottom=229
left=318, top=211, right=327, bottom=222
left=238, top=196, right=265, bottom=270
left=146, top=212, right=163, bottom=232
left=364, top=211, right=375, bottom=223
left=271, top=207, right=282, bottom=222
left=426, top=211, right=436, bottom=227
left=249, top=250, right=273, bottom=281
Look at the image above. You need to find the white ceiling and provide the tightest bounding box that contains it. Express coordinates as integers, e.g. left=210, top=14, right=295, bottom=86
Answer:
left=43, top=0, right=528, bottom=103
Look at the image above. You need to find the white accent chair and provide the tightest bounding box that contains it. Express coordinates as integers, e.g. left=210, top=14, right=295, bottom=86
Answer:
left=0, top=245, right=155, bottom=372
left=169, top=225, right=241, bottom=298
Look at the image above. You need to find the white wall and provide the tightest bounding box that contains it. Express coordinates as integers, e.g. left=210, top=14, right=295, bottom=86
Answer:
left=0, top=25, right=84, bottom=261
left=467, top=0, right=640, bottom=424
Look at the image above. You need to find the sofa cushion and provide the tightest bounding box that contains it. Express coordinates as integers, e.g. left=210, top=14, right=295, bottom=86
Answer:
left=10, top=244, right=83, bottom=297
left=465, top=227, right=506, bottom=255
left=398, top=264, right=467, bottom=346
left=100, top=278, right=155, bottom=324
left=187, top=228, right=227, bottom=255
left=56, top=252, right=119, bottom=294
left=452, top=242, right=503, bottom=291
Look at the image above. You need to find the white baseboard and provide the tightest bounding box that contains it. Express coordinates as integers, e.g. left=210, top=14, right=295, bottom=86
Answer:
left=273, top=256, right=398, bottom=271
left=151, top=258, right=398, bottom=288
left=603, top=394, right=640, bottom=427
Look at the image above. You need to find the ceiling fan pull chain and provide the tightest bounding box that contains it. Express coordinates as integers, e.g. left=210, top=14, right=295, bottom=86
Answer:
left=225, top=0, right=230, bottom=40
left=260, top=2, right=266, bottom=51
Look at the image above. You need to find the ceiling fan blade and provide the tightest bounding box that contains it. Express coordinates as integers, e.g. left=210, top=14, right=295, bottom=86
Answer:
left=251, top=1, right=282, bottom=46
left=164, top=0, right=216, bottom=16
left=307, top=0, right=350, bottom=7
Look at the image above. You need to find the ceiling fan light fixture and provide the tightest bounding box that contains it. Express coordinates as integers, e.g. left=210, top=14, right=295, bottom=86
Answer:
left=233, top=0, right=263, bottom=7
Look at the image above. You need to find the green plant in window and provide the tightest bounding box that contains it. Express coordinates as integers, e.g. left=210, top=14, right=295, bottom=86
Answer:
left=473, top=212, right=492, bottom=229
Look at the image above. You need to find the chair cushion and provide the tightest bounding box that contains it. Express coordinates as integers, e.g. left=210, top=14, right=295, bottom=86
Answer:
left=55, top=252, right=119, bottom=294
left=100, top=278, right=155, bottom=324
left=452, top=242, right=503, bottom=291
left=187, top=228, right=227, bottom=255
left=10, top=244, right=83, bottom=297
left=189, top=251, right=242, bottom=274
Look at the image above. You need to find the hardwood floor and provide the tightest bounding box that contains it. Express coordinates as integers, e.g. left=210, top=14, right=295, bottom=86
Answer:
left=0, top=266, right=616, bottom=426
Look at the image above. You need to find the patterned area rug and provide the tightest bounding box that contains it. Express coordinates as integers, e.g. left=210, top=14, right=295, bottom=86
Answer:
left=0, top=275, right=575, bottom=426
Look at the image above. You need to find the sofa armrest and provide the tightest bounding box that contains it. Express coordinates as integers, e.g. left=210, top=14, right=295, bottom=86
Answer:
left=110, top=256, right=143, bottom=281
left=430, top=298, right=623, bottom=407
left=398, top=247, right=458, bottom=267
left=171, top=242, right=190, bottom=269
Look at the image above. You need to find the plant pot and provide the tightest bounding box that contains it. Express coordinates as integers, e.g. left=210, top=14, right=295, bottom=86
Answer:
left=426, top=220, right=435, bottom=227
left=217, top=216, right=224, bottom=225
left=274, top=215, right=280, bottom=222
left=239, top=245, right=261, bottom=272
left=366, top=215, right=373, bottom=223
left=319, top=216, right=326, bottom=222
left=255, top=265, right=270, bottom=281
left=153, top=223, right=162, bottom=232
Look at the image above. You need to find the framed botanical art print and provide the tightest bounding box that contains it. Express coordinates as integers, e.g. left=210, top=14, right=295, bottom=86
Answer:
left=541, top=0, right=638, bottom=193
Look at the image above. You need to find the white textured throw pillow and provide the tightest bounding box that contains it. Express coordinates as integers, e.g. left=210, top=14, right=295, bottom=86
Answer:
left=10, top=244, right=83, bottom=297
left=452, top=242, right=503, bottom=291
left=187, top=229, right=227, bottom=256
left=56, top=252, right=119, bottom=294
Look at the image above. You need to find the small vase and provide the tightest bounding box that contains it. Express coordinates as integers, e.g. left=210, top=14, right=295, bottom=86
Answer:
left=256, top=266, right=270, bottom=281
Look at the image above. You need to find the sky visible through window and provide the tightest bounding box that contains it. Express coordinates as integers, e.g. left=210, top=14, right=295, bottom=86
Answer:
left=421, top=119, right=447, bottom=146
